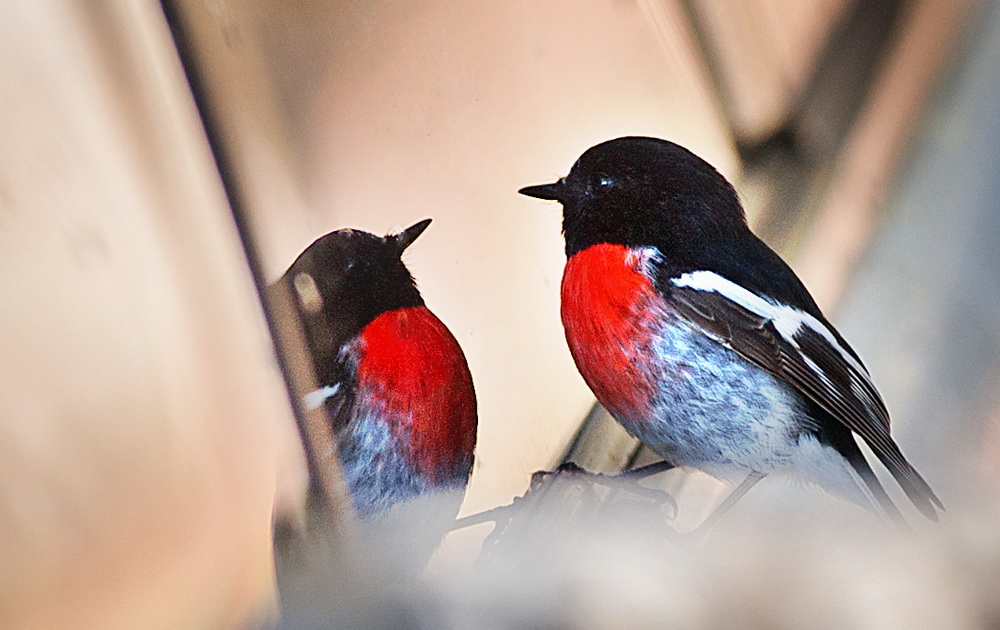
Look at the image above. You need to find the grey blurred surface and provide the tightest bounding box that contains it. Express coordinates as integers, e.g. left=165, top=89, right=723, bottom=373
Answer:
left=835, top=0, right=1000, bottom=507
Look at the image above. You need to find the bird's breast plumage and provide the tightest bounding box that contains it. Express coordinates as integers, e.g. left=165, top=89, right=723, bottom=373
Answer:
left=560, top=244, right=663, bottom=422
left=561, top=244, right=806, bottom=476
left=341, top=306, right=477, bottom=515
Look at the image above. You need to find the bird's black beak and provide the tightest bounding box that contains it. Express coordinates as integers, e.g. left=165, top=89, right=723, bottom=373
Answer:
left=395, top=218, right=432, bottom=251
left=518, top=180, right=563, bottom=201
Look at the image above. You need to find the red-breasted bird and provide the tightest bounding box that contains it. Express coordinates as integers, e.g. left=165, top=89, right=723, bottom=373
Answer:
left=519, top=136, right=942, bottom=524
left=279, top=219, right=477, bottom=519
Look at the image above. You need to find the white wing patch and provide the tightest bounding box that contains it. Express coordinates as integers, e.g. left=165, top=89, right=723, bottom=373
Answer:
left=671, top=270, right=867, bottom=377
left=303, top=384, right=341, bottom=411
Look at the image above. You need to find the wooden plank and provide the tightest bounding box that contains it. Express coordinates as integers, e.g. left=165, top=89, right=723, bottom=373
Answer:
left=0, top=2, right=302, bottom=628
left=688, top=0, right=853, bottom=143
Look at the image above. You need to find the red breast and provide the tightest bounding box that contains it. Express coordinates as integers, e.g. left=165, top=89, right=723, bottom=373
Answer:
left=355, top=306, right=477, bottom=483
left=561, top=243, right=660, bottom=421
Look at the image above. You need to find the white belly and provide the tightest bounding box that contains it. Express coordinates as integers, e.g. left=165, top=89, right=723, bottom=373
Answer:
left=617, top=313, right=808, bottom=481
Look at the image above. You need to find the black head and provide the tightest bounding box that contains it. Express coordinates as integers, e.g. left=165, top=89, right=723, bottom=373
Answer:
left=280, top=219, right=431, bottom=366
left=519, top=137, right=747, bottom=260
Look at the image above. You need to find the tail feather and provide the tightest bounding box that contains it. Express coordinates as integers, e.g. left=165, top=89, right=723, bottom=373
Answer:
left=842, top=447, right=909, bottom=529
left=871, top=445, right=944, bottom=521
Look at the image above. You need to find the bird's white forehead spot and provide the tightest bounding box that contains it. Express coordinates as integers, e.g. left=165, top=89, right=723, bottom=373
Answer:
left=293, top=272, right=323, bottom=314
left=303, top=384, right=340, bottom=410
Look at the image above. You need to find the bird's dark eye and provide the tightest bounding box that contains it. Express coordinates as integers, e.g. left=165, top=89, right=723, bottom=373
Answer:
left=597, top=176, right=614, bottom=188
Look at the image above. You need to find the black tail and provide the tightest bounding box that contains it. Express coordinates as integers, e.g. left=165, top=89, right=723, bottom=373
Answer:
left=842, top=445, right=909, bottom=529
left=820, top=403, right=943, bottom=522
left=869, top=440, right=944, bottom=521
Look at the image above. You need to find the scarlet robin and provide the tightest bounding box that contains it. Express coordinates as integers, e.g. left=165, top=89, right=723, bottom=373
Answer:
left=520, top=136, right=941, bottom=525
left=280, top=219, right=477, bottom=519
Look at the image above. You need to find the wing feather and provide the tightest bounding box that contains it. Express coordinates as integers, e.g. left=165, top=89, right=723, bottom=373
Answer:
left=667, top=281, right=943, bottom=519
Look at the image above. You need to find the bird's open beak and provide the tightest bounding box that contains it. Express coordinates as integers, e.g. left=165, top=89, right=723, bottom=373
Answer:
left=396, top=218, right=432, bottom=251
left=518, top=180, right=563, bottom=201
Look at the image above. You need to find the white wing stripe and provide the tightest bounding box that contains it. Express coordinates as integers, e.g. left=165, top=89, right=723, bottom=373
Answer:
left=671, top=271, right=868, bottom=377
left=303, top=384, right=341, bottom=411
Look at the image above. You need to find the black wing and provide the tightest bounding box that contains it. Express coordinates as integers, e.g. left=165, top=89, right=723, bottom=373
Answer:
left=667, top=282, right=943, bottom=520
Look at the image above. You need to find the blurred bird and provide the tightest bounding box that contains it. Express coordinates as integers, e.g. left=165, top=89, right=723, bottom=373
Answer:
left=278, top=219, right=477, bottom=519
left=519, top=136, right=942, bottom=525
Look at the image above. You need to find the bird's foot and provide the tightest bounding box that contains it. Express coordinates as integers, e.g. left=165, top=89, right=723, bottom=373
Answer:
left=621, top=460, right=676, bottom=480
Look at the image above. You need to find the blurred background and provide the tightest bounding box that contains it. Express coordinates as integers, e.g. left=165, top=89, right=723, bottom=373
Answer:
left=2, top=0, right=999, bottom=628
